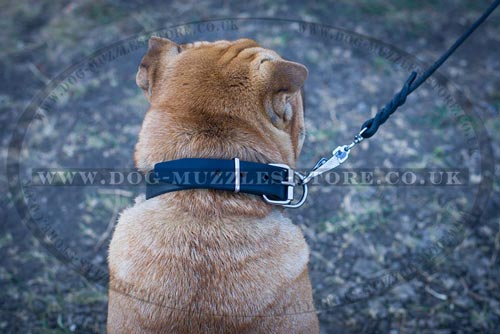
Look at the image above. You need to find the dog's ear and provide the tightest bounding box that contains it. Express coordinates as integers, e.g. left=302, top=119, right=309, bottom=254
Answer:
left=263, top=60, right=308, bottom=129
left=267, top=60, right=308, bottom=94
left=136, top=37, right=181, bottom=100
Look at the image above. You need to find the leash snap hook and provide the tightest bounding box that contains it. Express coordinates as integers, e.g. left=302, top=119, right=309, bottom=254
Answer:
left=302, top=144, right=351, bottom=184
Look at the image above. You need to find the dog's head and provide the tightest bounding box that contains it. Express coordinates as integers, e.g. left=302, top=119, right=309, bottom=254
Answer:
left=135, top=37, right=308, bottom=170
left=134, top=37, right=308, bottom=217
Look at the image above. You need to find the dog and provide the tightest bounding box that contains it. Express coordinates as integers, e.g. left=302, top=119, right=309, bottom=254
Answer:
left=107, top=37, right=319, bottom=333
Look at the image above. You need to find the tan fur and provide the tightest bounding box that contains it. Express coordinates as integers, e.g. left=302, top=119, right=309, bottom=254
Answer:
left=108, top=37, right=319, bottom=333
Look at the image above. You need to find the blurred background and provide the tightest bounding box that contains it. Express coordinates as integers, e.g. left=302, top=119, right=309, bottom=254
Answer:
left=1, top=0, right=499, bottom=333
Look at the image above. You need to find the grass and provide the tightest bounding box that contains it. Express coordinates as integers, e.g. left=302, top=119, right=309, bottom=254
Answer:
left=1, top=0, right=499, bottom=333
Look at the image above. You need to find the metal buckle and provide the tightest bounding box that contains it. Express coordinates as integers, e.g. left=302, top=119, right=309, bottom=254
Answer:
left=262, top=164, right=308, bottom=209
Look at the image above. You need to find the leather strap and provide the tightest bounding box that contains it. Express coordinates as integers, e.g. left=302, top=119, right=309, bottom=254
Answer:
left=145, top=158, right=293, bottom=201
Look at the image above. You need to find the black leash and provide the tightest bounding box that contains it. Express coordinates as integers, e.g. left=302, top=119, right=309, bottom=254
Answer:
left=301, top=0, right=499, bottom=189
left=359, top=0, right=500, bottom=139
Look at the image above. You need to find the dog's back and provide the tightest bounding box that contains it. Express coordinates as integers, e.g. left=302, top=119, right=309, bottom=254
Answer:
left=108, top=195, right=317, bottom=333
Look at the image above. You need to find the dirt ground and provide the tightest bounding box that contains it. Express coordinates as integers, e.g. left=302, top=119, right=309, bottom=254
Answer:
left=1, top=0, right=499, bottom=333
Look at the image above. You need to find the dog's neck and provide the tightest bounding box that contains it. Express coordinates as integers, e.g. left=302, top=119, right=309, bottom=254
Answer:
left=135, top=108, right=295, bottom=219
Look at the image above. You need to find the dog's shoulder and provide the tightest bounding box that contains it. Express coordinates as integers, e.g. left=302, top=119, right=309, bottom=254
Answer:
left=107, top=195, right=177, bottom=273
left=108, top=197, right=310, bottom=279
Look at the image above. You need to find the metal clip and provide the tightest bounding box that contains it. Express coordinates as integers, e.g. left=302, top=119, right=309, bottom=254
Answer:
left=302, top=145, right=350, bottom=184
left=301, top=127, right=368, bottom=184
left=345, top=127, right=367, bottom=151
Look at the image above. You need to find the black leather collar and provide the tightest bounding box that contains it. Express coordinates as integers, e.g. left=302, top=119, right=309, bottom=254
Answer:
left=145, top=158, right=295, bottom=204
